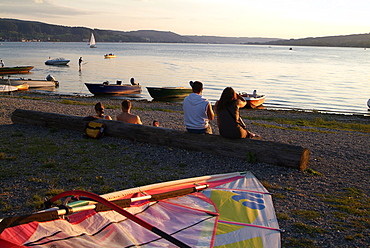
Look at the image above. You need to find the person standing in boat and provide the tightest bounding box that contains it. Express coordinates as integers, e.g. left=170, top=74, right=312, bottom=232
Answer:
left=183, top=81, right=214, bottom=134
left=78, top=57, right=83, bottom=71
left=0, top=60, right=4, bottom=67
left=215, top=87, right=261, bottom=139
left=116, top=100, right=142, bottom=124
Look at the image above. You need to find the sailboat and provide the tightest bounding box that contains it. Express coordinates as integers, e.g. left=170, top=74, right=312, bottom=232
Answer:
left=89, top=33, right=97, bottom=48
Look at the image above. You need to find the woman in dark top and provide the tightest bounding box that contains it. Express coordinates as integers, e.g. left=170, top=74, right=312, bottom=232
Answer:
left=215, top=87, right=261, bottom=139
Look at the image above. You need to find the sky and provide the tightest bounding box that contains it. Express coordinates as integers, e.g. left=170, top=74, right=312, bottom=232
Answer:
left=1, top=0, right=370, bottom=39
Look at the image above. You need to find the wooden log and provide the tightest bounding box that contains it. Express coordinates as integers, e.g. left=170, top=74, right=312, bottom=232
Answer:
left=11, top=109, right=309, bottom=170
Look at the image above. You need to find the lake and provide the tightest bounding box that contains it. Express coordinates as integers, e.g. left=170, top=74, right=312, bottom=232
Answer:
left=1, top=42, right=369, bottom=115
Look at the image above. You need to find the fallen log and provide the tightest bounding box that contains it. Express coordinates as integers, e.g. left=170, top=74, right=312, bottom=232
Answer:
left=11, top=109, right=309, bottom=170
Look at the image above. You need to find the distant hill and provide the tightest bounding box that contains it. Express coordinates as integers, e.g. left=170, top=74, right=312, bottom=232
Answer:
left=262, top=33, right=370, bottom=48
left=1, top=18, right=370, bottom=47
left=0, top=18, right=280, bottom=44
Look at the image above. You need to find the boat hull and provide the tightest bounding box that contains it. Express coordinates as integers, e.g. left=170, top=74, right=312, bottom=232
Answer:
left=242, top=94, right=266, bottom=108
left=104, top=55, right=116, bottom=58
left=85, top=83, right=141, bottom=95
left=0, top=78, right=58, bottom=88
left=0, top=85, right=18, bottom=93
left=14, top=83, right=29, bottom=91
left=147, top=87, right=192, bottom=99
left=0, top=66, right=34, bottom=74
left=45, top=59, right=70, bottom=65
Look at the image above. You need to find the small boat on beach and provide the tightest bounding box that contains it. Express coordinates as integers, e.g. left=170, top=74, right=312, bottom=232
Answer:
left=0, top=66, right=34, bottom=74
left=85, top=80, right=141, bottom=95
left=147, top=86, right=193, bottom=99
left=0, top=75, right=59, bottom=88
left=45, top=58, right=70, bottom=65
left=241, top=91, right=266, bottom=108
left=104, top=53, right=116, bottom=58
left=0, top=84, right=18, bottom=93
left=14, top=83, right=29, bottom=91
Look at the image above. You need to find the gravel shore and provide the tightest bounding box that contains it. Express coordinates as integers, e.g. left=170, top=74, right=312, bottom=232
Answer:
left=0, top=92, right=369, bottom=247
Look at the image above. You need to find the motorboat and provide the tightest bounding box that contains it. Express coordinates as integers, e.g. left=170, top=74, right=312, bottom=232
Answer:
left=240, top=91, right=266, bottom=108
left=45, top=58, right=70, bottom=65
left=0, top=66, right=34, bottom=74
left=0, top=75, right=59, bottom=88
left=104, top=53, right=116, bottom=58
left=146, top=87, right=192, bottom=99
left=85, top=80, right=141, bottom=95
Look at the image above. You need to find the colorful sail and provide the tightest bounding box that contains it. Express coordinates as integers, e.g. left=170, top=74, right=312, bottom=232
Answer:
left=0, top=171, right=281, bottom=247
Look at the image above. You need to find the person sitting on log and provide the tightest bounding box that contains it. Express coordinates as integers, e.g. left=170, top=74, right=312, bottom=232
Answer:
left=215, top=87, right=261, bottom=139
left=116, top=100, right=142, bottom=124
left=93, top=102, right=112, bottom=120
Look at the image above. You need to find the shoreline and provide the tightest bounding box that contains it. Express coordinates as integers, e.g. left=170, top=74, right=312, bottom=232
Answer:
left=0, top=92, right=369, bottom=247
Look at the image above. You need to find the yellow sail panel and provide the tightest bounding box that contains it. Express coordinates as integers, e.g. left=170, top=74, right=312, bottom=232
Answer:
left=214, top=236, right=263, bottom=248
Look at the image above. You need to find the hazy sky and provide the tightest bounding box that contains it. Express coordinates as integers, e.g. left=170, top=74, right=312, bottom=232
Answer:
left=1, top=0, right=370, bottom=39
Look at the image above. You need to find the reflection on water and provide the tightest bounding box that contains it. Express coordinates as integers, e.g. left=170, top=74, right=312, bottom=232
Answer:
left=1, top=42, right=369, bottom=115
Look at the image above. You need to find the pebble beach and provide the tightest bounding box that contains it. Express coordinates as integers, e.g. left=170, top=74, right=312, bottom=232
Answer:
left=0, top=92, right=369, bottom=247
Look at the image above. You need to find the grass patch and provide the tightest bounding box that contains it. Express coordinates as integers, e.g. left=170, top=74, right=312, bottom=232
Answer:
left=305, top=168, right=324, bottom=176
left=317, top=187, right=370, bottom=238
left=292, top=210, right=321, bottom=220
left=244, top=116, right=370, bottom=133
left=283, top=237, right=316, bottom=248
left=292, top=222, right=327, bottom=237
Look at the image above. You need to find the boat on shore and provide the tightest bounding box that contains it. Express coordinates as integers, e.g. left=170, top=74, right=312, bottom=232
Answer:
left=0, top=84, right=18, bottom=93
left=45, top=58, right=70, bottom=65
left=147, top=86, right=193, bottom=99
left=241, top=91, right=266, bottom=108
left=0, top=75, right=59, bottom=88
left=14, top=83, right=29, bottom=91
left=85, top=80, right=141, bottom=95
left=104, top=53, right=116, bottom=58
left=0, top=66, right=34, bottom=74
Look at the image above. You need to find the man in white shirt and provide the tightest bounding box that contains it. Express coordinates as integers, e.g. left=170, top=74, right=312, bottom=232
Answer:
left=183, top=81, right=214, bottom=134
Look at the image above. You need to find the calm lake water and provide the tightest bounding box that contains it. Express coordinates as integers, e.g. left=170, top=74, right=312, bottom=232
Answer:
left=1, top=42, right=369, bottom=115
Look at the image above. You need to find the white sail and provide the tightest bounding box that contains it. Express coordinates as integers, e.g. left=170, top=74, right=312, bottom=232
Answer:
left=89, top=33, right=97, bottom=48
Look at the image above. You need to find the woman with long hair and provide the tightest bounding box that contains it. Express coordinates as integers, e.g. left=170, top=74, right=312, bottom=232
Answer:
left=215, top=87, right=261, bottom=139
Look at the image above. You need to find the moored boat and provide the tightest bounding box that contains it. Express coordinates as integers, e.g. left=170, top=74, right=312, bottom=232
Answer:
left=104, top=53, right=116, bottom=58
left=0, top=66, right=34, bottom=74
left=147, top=86, right=193, bottom=99
left=367, top=99, right=370, bottom=109
left=0, top=84, right=18, bottom=93
left=85, top=81, right=141, bottom=95
left=89, top=33, right=97, bottom=48
left=0, top=75, right=59, bottom=88
left=45, top=58, right=70, bottom=65
left=14, top=83, right=29, bottom=91
left=241, top=91, right=266, bottom=108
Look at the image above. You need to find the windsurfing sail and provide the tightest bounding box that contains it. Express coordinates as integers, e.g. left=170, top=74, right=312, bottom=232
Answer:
left=0, top=171, right=281, bottom=247
left=89, top=33, right=97, bottom=48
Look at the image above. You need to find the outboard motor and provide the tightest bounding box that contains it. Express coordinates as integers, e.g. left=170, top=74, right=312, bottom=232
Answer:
left=46, top=74, right=55, bottom=81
